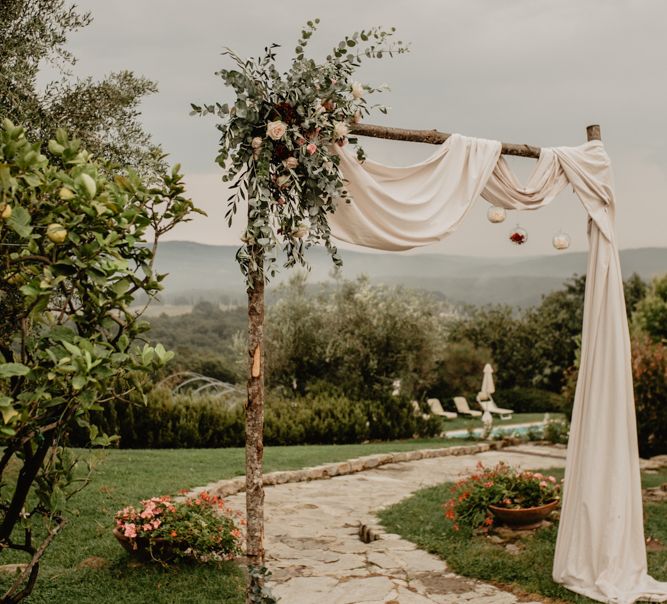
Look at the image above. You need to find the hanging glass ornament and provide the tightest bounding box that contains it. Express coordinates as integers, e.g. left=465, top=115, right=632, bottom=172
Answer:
left=509, top=225, right=528, bottom=246
left=487, top=206, right=506, bottom=224
left=552, top=231, right=571, bottom=251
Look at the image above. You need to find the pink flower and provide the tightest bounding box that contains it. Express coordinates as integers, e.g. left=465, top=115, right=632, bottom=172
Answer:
left=483, top=481, right=494, bottom=488
left=123, top=523, right=137, bottom=539
left=548, top=476, right=557, bottom=484
left=151, top=519, right=161, bottom=529
left=539, top=480, right=548, bottom=488
left=142, top=523, right=153, bottom=532
left=306, top=143, right=317, bottom=155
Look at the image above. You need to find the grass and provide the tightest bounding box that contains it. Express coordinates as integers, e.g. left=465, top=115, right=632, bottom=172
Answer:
left=379, top=466, right=667, bottom=603
left=0, top=417, right=543, bottom=604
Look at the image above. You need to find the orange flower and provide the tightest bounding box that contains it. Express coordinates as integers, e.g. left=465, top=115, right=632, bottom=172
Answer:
left=170, top=530, right=177, bottom=537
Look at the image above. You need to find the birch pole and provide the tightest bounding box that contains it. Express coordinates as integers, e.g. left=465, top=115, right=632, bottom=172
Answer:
left=246, top=243, right=265, bottom=597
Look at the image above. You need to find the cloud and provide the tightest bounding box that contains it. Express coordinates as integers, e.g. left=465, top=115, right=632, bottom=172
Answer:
left=67, top=0, right=667, bottom=253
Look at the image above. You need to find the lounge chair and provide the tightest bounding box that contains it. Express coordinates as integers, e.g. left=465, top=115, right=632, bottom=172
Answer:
left=452, top=396, right=482, bottom=418
left=476, top=393, right=513, bottom=420
left=411, top=400, right=430, bottom=421
left=427, top=398, right=457, bottom=419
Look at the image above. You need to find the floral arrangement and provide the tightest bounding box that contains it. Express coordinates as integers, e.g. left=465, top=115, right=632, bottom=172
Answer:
left=443, top=462, right=560, bottom=532
left=114, top=491, right=243, bottom=562
left=191, top=19, right=408, bottom=283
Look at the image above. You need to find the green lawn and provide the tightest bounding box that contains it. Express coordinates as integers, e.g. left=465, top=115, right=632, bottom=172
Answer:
left=379, top=467, right=667, bottom=604
left=0, top=420, right=542, bottom=604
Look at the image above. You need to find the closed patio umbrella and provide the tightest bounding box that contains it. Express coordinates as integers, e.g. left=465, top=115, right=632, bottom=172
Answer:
left=481, top=363, right=495, bottom=398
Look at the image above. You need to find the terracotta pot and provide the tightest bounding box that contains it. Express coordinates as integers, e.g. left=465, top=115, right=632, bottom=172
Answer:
left=488, top=499, right=559, bottom=530
left=113, top=527, right=185, bottom=562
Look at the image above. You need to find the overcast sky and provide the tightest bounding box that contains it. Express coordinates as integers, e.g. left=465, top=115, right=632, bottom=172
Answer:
left=62, top=0, right=667, bottom=257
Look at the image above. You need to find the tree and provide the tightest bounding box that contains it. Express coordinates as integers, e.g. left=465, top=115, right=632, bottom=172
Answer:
left=0, top=0, right=162, bottom=177
left=0, top=121, right=198, bottom=602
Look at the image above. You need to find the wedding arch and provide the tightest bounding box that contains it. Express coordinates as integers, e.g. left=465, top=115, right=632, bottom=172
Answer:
left=194, top=24, right=667, bottom=603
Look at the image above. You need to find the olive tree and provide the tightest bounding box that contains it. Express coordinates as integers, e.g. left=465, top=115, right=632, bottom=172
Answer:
left=0, top=120, right=198, bottom=602
left=0, top=0, right=163, bottom=178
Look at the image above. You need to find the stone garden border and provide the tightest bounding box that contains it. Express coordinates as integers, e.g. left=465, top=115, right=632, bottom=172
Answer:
left=190, top=441, right=508, bottom=499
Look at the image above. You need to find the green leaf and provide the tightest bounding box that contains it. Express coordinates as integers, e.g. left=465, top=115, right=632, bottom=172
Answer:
left=0, top=363, right=30, bottom=378
left=7, top=205, right=32, bottom=238
left=72, top=375, right=87, bottom=390
left=1, top=406, right=18, bottom=424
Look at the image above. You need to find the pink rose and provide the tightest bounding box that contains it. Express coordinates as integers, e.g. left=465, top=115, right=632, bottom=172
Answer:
left=266, top=120, right=287, bottom=141
left=283, top=157, right=299, bottom=170
left=306, top=143, right=317, bottom=155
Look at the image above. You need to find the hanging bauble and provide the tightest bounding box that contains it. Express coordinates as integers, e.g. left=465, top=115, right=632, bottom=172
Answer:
left=487, top=206, right=506, bottom=224
left=552, top=231, right=571, bottom=251
left=509, top=225, right=528, bottom=246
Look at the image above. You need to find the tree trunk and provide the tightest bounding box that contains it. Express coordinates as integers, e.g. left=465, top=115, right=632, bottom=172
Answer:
left=245, top=249, right=265, bottom=601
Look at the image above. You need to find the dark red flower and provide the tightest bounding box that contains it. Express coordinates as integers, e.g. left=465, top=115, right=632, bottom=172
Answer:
left=274, top=101, right=298, bottom=125
left=273, top=142, right=290, bottom=160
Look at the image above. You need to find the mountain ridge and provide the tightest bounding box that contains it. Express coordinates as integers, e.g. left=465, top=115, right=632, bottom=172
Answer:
left=151, top=241, right=667, bottom=307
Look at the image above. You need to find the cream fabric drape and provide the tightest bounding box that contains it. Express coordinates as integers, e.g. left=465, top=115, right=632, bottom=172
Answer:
left=329, top=135, right=667, bottom=604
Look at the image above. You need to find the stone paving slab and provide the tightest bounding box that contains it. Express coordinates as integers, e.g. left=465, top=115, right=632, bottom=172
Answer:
left=217, top=445, right=565, bottom=603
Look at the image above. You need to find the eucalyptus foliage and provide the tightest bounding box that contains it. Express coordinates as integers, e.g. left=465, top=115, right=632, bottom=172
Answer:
left=192, top=20, right=408, bottom=283
left=0, top=120, right=199, bottom=602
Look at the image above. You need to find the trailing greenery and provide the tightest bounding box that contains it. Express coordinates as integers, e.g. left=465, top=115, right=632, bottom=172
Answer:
left=380, top=467, right=667, bottom=603
left=0, top=121, right=198, bottom=601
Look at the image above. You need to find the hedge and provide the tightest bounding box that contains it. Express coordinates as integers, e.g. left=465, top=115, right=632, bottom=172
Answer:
left=70, top=388, right=441, bottom=448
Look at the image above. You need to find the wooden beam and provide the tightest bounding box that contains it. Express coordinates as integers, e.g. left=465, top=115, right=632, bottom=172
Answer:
left=350, top=123, right=542, bottom=158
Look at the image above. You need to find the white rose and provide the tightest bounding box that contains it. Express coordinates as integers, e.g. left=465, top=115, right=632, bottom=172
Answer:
left=283, top=157, right=299, bottom=170
left=292, top=220, right=310, bottom=239
left=251, top=136, right=263, bottom=149
left=314, top=98, right=325, bottom=113
left=266, top=120, right=288, bottom=141
left=351, top=81, right=364, bottom=99
left=333, top=121, right=350, bottom=140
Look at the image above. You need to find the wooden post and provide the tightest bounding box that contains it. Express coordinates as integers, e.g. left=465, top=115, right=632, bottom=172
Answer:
left=246, top=245, right=265, bottom=599
left=586, top=124, right=601, bottom=142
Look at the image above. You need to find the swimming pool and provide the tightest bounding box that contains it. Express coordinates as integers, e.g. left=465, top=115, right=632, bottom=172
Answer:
left=444, top=421, right=546, bottom=440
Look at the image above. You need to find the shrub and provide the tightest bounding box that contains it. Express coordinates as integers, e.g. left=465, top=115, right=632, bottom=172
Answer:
left=493, top=387, right=566, bottom=414
left=76, top=388, right=438, bottom=448
left=631, top=333, right=667, bottom=457
left=114, top=492, right=243, bottom=562
left=543, top=418, right=570, bottom=445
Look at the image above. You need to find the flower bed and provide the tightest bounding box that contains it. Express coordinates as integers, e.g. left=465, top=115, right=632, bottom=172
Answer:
left=443, top=462, right=560, bottom=532
left=114, top=492, right=243, bottom=562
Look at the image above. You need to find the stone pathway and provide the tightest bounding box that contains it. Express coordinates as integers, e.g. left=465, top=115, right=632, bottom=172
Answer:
left=221, top=445, right=567, bottom=603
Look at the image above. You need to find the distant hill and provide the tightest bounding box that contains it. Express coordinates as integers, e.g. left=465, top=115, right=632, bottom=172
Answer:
left=149, top=242, right=667, bottom=308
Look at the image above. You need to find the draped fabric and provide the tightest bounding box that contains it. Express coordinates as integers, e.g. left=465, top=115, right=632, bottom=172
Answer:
left=329, top=135, right=667, bottom=604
